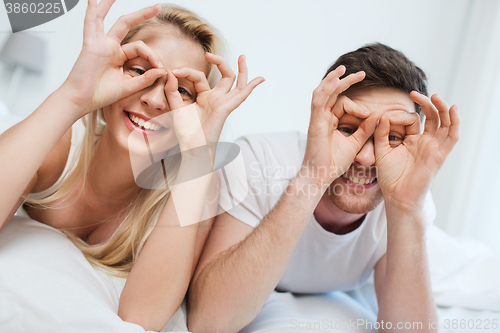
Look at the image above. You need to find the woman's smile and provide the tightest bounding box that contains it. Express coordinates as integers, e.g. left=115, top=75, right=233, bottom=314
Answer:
left=123, top=110, right=167, bottom=136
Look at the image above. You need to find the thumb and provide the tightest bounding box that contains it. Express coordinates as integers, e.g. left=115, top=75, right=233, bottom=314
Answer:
left=374, top=113, right=391, bottom=157
left=349, top=112, right=378, bottom=151
left=124, top=68, right=166, bottom=96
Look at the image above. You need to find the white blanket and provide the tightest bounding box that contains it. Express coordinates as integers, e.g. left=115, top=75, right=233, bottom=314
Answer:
left=0, top=216, right=189, bottom=333
left=428, top=225, right=500, bottom=312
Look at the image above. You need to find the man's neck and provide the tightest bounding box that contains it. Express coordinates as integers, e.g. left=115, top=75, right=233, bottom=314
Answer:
left=313, top=193, right=365, bottom=235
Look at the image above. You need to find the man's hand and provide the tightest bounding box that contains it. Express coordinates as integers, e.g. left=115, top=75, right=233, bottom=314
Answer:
left=374, top=92, right=460, bottom=211
left=302, top=66, right=379, bottom=188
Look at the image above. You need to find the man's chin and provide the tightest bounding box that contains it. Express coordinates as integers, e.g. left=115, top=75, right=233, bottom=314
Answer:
left=327, top=184, right=384, bottom=215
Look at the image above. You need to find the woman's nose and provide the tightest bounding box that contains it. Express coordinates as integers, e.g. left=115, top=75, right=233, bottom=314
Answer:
left=140, top=83, right=168, bottom=112
left=354, top=137, right=376, bottom=167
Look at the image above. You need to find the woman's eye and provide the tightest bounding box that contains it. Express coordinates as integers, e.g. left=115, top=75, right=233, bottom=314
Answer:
left=178, top=87, right=193, bottom=99
left=129, top=67, right=146, bottom=76
left=338, top=127, right=355, bottom=136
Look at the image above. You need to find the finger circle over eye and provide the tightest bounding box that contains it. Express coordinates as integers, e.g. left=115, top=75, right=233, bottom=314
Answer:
left=121, top=41, right=163, bottom=68
left=331, top=95, right=369, bottom=120
left=206, top=53, right=236, bottom=92
left=172, top=68, right=210, bottom=93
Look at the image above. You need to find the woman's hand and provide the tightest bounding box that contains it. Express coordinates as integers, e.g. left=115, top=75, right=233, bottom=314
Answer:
left=61, top=0, right=166, bottom=118
left=374, top=92, right=460, bottom=211
left=164, top=54, right=264, bottom=148
left=301, top=66, right=379, bottom=189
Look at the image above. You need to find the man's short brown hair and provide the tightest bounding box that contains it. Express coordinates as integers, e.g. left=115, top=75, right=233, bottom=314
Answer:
left=324, top=43, right=427, bottom=115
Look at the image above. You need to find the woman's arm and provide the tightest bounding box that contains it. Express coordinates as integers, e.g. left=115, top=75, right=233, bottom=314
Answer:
left=118, top=54, right=263, bottom=331
left=119, top=151, right=216, bottom=331
left=0, top=0, right=165, bottom=230
left=0, top=90, right=82, bottom=228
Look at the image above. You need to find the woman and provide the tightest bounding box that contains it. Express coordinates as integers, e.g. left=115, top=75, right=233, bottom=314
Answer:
left=0, top=0, right=263, bottom=331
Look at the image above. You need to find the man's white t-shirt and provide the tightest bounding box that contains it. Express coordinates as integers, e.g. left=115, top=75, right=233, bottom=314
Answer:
left=226, top=131, right=436, bottom=293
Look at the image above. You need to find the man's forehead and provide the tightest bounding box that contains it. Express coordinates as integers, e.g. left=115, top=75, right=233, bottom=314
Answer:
left=344, top=87, right=417, bottom=114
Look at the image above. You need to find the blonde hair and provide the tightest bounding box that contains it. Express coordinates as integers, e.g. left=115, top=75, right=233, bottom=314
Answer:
left=22, top=4, right=222, bottom=278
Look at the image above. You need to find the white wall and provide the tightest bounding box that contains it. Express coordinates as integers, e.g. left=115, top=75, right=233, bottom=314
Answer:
left=1, top=1, right=485, bottom=239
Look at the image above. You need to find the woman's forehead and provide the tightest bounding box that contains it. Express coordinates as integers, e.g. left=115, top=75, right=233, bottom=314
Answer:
left=129, top=26, right=207, bottom=74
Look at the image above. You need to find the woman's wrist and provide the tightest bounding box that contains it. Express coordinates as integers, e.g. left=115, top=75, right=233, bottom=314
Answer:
left=36, top=88, right=85, bottom=126
left=56, top=82, right=93, bottom=118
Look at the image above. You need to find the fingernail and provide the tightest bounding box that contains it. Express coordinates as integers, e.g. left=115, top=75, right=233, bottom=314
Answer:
left=172, top=69, right=179, bottom=74
left=158, top=61, right=164, bottom=68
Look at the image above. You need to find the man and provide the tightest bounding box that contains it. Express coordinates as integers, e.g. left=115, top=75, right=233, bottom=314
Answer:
left=187, top=43, right=460, bottom=332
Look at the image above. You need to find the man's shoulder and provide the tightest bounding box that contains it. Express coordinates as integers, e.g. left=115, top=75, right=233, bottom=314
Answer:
left=235, top=131, right=307, bottom=163
left=233, top=131, right=307, bottom=182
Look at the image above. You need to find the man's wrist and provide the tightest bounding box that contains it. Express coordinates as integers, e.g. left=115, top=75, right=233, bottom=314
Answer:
left=384, top=199, right=427, bottom=229
left=384, top=197, right=425, bottom=215
left=289, top=173, right=327, bottom=204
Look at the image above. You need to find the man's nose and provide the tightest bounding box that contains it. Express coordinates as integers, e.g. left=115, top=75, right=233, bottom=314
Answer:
left=354, top=137, right=376, bottom=168
left=140, top=80, right=168, bottom=113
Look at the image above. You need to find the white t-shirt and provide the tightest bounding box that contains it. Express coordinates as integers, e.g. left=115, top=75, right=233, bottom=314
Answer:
left=226, top=131, right=436, bottom=293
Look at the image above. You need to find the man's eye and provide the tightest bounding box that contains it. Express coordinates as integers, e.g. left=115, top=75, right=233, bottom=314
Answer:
left=338, top=127, right=355, bottom=136
left=178, top=87, right=193, bottom=99
left=129, top=67, right=146, bottom=76
left=389, top=134, right=404, bottom=147
left=388, top=134, right=403, bottom=141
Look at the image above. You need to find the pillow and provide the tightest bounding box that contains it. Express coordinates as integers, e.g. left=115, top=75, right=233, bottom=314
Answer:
left=0, top=216, right=189, bottom=332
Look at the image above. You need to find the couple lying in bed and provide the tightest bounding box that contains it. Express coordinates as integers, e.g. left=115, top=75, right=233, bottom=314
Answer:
left=0, top=0, right=459, bottom=332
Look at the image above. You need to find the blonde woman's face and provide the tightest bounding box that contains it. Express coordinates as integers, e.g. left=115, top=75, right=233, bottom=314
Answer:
left=103, top=25, right=208, bottom=155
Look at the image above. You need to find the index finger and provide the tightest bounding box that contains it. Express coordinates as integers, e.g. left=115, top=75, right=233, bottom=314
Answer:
left=410, top=91, right=439, bottom=135
left=331, top=95, right=370, bottom=120
left=205, top=53, right=236, bottom=93
left=172, top=68, right=211, bottom=93
left=387, top=111, right=421, bottom=136
left=107, top=4, right=161, bottom=43
left=325, top=71, right=366, bottom=110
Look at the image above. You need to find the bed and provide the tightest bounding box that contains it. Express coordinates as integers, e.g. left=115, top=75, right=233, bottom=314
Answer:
left=1, top=105, right=499, bottom=333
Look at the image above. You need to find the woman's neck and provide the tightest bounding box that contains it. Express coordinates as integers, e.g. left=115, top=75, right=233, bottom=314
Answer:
left=86, top=127, right=139, bottom=205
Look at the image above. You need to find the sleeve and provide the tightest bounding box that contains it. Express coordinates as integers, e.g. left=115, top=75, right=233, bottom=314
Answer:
left=224, top=136, right=271, bottom=228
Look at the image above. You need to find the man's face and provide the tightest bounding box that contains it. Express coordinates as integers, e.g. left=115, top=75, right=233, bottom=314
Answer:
left=327, top=87, right=417, bottom=214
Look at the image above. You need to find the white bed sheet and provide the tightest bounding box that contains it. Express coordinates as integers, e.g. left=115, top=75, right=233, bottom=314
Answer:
left=0, top=216, right=189, bottom=333
left=1, top=108, right=499, bottom=333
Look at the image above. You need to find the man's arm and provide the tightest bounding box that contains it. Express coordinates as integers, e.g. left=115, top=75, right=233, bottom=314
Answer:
left=187, top=175, right=323, bottom=333
left=187, top=66, right=379, bottom=333
left=373, top=92, right=460, bottom=332
left=374, top=208, right=436, bottom=333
